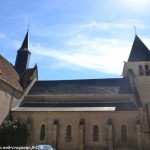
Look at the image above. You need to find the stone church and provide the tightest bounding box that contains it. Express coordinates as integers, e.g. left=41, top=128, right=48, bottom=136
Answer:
left=1, top=31, right=150, bottom=150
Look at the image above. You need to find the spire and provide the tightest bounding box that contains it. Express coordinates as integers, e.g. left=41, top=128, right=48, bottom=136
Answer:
left=128, top=35, right=150, bottom=62
left=15, top=31, right=31, bottom=75
left=19, top=30, right=29, bottom=50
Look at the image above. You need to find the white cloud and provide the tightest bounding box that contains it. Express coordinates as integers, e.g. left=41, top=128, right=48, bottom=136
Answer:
left=29, top=21, right=149, bottom=76
left=121, top=0, right=150, bottom=11
left=30, top=35, right=131, bottom=75
left=78, top=21, right=133, bottom=30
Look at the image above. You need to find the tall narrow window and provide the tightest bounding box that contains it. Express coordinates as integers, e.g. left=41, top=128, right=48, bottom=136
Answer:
left=66, top=125, right=72, bottom=142
left=93, top=125, right=99, bottom=142
left=139, top=65, right=144, bottom=76
left=145, top=65, right=150, bottom=76
left=121, top=125, right=127, bottom=142
left=79, top=119, right=85, bottom=144
left=40, top=124, right=46, bottom=141
left=53, top=119, right=59, bottom=149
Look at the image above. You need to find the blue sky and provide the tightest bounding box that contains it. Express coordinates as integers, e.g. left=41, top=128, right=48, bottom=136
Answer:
left=1, top=0, right=150, bottom=80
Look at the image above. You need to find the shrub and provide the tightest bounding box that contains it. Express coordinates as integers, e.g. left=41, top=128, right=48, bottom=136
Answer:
left=0, top=119, right=28, bottom=146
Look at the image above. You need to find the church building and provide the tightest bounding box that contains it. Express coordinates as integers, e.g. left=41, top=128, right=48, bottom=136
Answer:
left=1, top=31, right=150, bottom=150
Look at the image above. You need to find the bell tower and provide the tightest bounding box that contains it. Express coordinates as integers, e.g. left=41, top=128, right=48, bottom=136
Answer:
left=123, top=35, right=150, bottom=106
left=15, top=31, right=31, bottom=75
left=123, top=35, right=150, bottom=77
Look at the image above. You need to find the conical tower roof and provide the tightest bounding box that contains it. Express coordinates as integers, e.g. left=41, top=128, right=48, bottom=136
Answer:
left=128, top=35, right=150, bottom=62
left=19, top=30, right=29, bottom=51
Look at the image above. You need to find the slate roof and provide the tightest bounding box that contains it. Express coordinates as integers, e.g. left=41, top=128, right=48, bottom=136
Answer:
left=21, top=77, right=135, bottom=110
left=0, top=55, right=23, bottom=91
left=20, top=65, right=38, bottom=89
left=128, top=35, right=150, bottom=62
left=28, top=78, right=132, bottom=95
left=20, top=101, right=137, bottom=111
left=19, top=31, right=29, bottom=51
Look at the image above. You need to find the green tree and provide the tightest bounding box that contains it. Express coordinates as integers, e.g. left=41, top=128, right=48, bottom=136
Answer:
left=0, top=120, right=28, bottom=146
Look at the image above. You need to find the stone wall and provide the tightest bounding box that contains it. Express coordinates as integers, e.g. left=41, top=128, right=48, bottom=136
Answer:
left=0, top=80, right=22, bottom=124
left=135, top=76, right=150, bottom=105
left=123, top=61, right=150, bottom=77
left=12, top=110, right=140, bottom=150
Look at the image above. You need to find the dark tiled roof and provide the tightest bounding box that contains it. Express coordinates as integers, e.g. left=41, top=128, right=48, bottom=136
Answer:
left=21, top=67, right=36, bottom=81
left=128, top=35, right=150, bottom=62
left=0, top=55, right=23, bottom=91
left=20, top=65, right=37, bottom=89
left=20, top=101, right=137, bottom=111
left=28, top=78, right=132, bottom=95
left=19, top=31, right=29, bottom=50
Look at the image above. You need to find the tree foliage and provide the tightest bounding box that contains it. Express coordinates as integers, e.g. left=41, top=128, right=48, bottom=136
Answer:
left=0, top=120, right=28, bottom=146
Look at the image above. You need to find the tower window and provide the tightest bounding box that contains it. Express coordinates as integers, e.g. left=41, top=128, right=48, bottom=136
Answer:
left=40, top=124, right=46, bottom=141
left=66, top=125, right=72, bottom=142
left=121, top=125, right=127, bottom=142
left=145, top=65, right=150, bottom=76
left=139, top=65, right=144, bottom=76
left=93, top=125, right=99, bottom=142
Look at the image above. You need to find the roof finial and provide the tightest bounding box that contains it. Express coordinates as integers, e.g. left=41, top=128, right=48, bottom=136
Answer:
left=134, top=26, right=136, bottom=35
left=28, top=24, right=30, bottom=32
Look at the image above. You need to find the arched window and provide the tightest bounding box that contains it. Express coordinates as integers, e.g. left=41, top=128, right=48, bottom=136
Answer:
left=139, top=65, right=144, bottom=76
left=79, top=119, right=85, bottom=144
left=93, top=125, right=99, bottom=142
left=40, top=124, right=46, bottom=141
left=66, top=125, right=72, bottom=142
left=121, top=125, right=127, bottom=142
left=145, top=65, right=150, bottom=76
